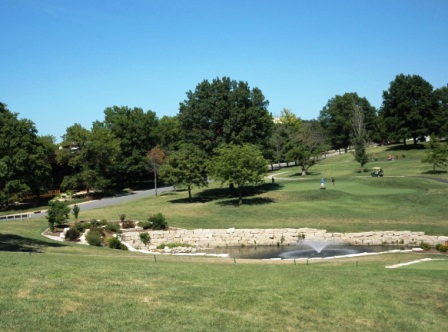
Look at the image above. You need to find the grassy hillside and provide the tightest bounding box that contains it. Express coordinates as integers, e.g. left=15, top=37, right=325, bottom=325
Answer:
left=71, top=144, right=448, bottom=234
left=0, top=143, right=447, bottom=332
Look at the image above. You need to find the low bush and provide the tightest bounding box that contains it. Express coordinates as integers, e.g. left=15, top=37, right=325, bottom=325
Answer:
left=148, top=213, right=168, bottom=230
left=420, top=242, right=431, bottom=251
left=73, top=221, right=85, bottom=232
left=435, top=243, right=448, bottom=252
left=119, top=213, right=126, bottom=222
left=99, top=219, right=108, bottom=226
left=65, top=228, right=80, bottom=241
left=121, top=220, right=135, bottom=229
left=139, top=232, right=150, bottom=245
left=90, top=219, right=99, bottom=227
left=156, top=242, right=189, bottom=249
left=86, top=230, right=102, bottom=246
left=105, top=222, right=120, bottom=233
left=106, top=236, right=128, bottom=250
left=138, top=220, right=152, bottom=230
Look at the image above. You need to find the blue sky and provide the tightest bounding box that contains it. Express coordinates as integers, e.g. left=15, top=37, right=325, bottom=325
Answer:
left=2, top=0, right=448, bottom=141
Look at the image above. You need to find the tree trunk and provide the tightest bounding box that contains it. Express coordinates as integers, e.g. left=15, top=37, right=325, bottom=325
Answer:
left=154, top=170, right=157, bottom=197
left=188, top=185, right=192, bottom=202
left=301, top=166, right=307, bottom=176
left=238, top=188, right=242, bottom=206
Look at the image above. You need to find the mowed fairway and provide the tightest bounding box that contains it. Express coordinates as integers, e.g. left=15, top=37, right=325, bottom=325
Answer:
left=0, top=144, right=447, bottom=331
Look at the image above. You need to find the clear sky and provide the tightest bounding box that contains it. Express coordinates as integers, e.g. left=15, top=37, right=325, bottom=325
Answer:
left=2, top=0, right=448, bottom=141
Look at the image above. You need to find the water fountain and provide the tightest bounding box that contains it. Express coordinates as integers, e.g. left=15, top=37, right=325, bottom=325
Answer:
left=210, top=239, right=387, bottom=260
left=278, top=239, right=365, bottom=259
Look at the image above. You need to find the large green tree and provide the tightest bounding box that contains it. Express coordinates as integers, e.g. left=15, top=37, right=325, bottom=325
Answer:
left=284, top=120, right=328, bottom=176
left=159, top=144, right=209, bottom=202
left=56, top=124, right=121, bottom=193
left=179, top=77, right=273, bottom=156
left=380, top=74, right=436, bottom=145
left=433, top=86, right=448, bottom=138
left=0, top=103, right=52, bottom=206
left=155, top=115, right=182, bottom=152
left=319, top=93, right=377, bottom=152
left=270, top=109, right=302, bottom=163
left=208, top=143, right=267, bottom=206
left=99, top=106, right=159, bottom=186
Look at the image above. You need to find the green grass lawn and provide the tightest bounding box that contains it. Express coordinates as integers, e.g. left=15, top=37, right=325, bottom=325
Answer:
left=0, top=144, right=447, bottom=331
left=69, top=145, right=448, bottom=234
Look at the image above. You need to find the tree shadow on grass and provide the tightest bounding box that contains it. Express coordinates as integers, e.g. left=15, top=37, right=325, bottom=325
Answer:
left=385, top=144, right=426, bottom=151
left=289, top=171, right=321, bottom=177
left=421, top=170, right=447, bottom=175
left=216, top=197, right=275, bottom=206
left=169, top=183, right=283, bottom=204
left=0, top=234, right=66, bottom=253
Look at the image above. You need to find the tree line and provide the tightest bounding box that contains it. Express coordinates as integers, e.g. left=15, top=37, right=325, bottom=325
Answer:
left=1, top=74, right=447, bottom=207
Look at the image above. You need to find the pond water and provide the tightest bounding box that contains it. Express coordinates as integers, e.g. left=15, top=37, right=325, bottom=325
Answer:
left=203, top=243, right=407, bottom=260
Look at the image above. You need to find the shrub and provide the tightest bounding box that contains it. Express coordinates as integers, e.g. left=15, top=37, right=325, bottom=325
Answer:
left=119, top=213, right=126, bottom=222
left=72, top=204, right=80, bottom=219
left=435, top=244, right=448, bottom=252
left=105, top=222, right=120, bottom=233
left=47, top=200, right=70, bottom=230
left=156, top=242, right=189, bottom=249
left=106, top=236, right=128, bottom=250
left=148, top=213, right=168, bottom=230
left=99, top=219, right=108, bottom=226
left=138, top=220, right=152, bottom=230
left=65, top=228, right=80, bottom=241
left=73, top=221, right=85, bottom=232
left=86, top=231, right=102, bottom=246
left=90, top=219, right=99, bottom=227
left=140, top=232, right=151, bottom=245
left=420, top=242, right=431, bottom=251
left=121, top=220, right=135, bottom=229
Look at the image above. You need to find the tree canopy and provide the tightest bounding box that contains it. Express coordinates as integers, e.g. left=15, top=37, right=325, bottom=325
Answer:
left=208, top=143, right=267, bottom=206
left=179, top=77, right=273, bottom=156
left=319, top=93, right=377, bottom=152
left=159, top=144, right=209, bottom=201
left=56, top=123, right=121, bottom=193
left=380, top=74, right=436, bottom=145
left=0, top=103, right=52, bottom=206
left=98, top=106, right=159, bottom=186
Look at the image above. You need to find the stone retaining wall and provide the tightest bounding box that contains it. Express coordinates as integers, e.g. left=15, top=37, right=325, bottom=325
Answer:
left=121, top=228, right=448, bottom=250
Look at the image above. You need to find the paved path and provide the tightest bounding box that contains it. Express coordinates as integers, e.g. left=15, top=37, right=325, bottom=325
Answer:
left=27, top=186, right=174, bottom=219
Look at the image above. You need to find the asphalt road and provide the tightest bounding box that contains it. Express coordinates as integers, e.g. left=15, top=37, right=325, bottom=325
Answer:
left=26, top=186, right=174, bottom=219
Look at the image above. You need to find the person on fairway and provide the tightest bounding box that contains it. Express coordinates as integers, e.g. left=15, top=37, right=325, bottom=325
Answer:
left=320, top=178, right=325, bottom=189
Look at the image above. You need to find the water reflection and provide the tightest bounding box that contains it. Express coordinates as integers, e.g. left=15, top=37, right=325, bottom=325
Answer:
left=205, top=244, right=405, bottom=259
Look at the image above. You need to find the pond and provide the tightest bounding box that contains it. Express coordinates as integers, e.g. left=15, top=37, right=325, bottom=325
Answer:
left=203, top=242, right=408, bottom=260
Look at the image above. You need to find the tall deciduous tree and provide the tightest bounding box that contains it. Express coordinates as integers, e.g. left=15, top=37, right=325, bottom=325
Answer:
left=208, top=143, right=267, bottom=206
left=319, top=93, right=377, bottom=152
left=351, top=103, right=369, bottom=171
left=155, top=115, right=182, bottom=152
left=0, top=103, right=52, bottom=206
left=56, top=124, right=120, bottom=193
left=270, top=109, right=302, bottom=163
left=285, top=121, right=328, bottom=176
left=159, top=144, right=208, bottom=201
left=179, top=77, right=273, bottom=156
left=433, top=86, right=448, bottom=138
left=99, top=106, right=158, bottom=186
left=146, top=146, right=166, bottom=197
left=380, top=74, right=436, bottom=145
